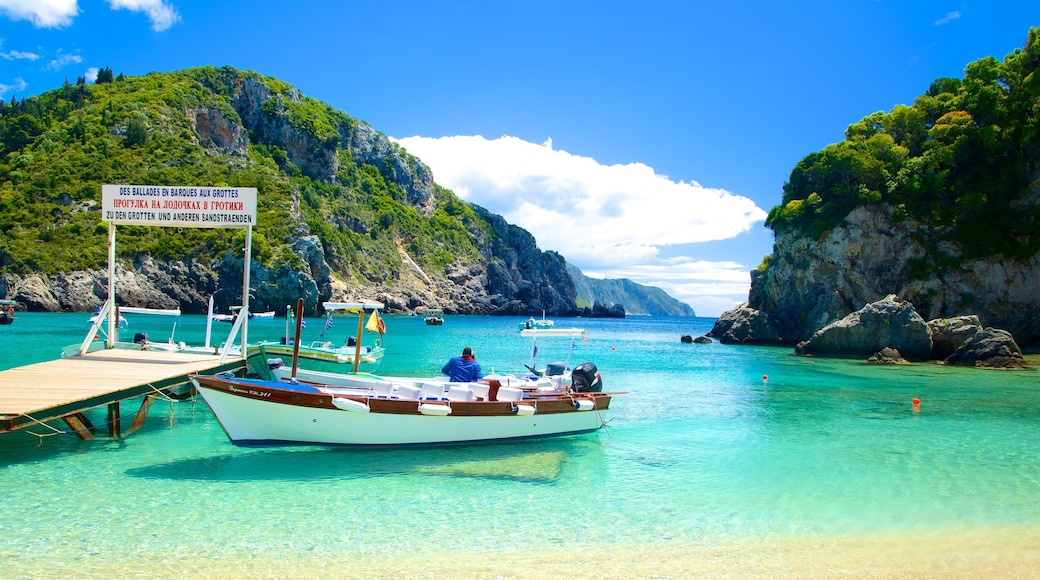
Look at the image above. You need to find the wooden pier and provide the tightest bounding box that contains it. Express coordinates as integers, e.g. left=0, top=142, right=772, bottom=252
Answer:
left=0, top=348, right=246, bottom=438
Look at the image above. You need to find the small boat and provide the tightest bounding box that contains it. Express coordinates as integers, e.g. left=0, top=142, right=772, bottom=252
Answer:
left=88, top=305, right=127, bottom=327
left=425, top=308, right=444, bottom=326
left=518, top=312, right=555, bottom=331
left=212, top=305, right=252, bottom=323
left=0, top=299, right=16, bottom=325
left=254, top=301, right=386, bottom=371
left=192, top=360, right=612, bottom=447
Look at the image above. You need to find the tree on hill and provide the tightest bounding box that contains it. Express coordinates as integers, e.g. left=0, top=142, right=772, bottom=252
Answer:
left=766, top=26, right=1040, bottom=263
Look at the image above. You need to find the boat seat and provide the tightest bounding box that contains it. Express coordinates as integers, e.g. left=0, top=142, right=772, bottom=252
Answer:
left=395, top=384, right=422, bottom=400
left=447, top=385, right=475, bottom=402
left=468, top=383, right=490, bottom=401
left=369, top=381, right=395, bottom=397
left=496, top=386, right=524, bottom=402
left=421, top=382, right=447, bottom=400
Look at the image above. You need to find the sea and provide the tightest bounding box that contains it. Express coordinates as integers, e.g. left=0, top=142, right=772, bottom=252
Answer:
left=2, top=312, right=1039, bottom=578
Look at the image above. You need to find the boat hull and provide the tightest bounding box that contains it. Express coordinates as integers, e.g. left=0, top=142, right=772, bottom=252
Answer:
left=193, top=376, right=611, bottom=447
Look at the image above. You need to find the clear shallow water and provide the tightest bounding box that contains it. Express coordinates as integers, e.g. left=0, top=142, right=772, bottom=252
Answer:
left=2, top=313, right=1040, bottom=576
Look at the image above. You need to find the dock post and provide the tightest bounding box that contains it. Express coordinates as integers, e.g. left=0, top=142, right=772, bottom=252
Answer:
left=107, top=402, right=121, bottom=438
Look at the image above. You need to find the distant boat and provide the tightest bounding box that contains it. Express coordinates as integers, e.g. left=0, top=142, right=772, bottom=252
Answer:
left=88, top=305, right=127, bottom=327
left=254, top=301, right=386, bottom=371
left=425, top=309, right=444, bottom=326
left=0, top=299, right=16, bottom=325
left=518, top=311, right=554, bottom=331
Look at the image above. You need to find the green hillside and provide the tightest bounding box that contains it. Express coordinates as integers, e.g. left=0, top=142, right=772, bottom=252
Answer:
left=0, top=66, right=486, bottom=284
left=765, top=27, right=1040, bottom=267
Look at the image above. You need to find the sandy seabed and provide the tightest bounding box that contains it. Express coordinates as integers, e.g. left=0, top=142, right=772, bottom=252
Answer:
left=12, top=525, right=1040, bottom=579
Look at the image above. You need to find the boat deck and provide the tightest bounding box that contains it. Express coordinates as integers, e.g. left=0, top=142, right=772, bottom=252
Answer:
left=0, top=348, right=246, bottom=434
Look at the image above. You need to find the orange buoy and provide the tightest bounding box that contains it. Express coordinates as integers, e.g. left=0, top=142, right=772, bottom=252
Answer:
left=762, top=375, right=768, bottom=381
left=912, top=397, right=920, bottom=405
left=912, top=397, right=920, bottom=413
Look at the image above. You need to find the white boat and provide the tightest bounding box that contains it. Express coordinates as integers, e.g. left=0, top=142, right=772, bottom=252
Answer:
left=424, top=308, right=444, bottom=326
left=192, top=359, right=611, bottom=447
left=88, top=305, right=128, bottom=327
left=518, top=313, right=555, bottom=331
left=68, top=299, right=240, bottom=358
left=254, top=301, right=386, bottom=371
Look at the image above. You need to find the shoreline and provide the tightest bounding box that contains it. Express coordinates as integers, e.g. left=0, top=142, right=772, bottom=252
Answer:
left=10, top=525, right=1040, bottom=578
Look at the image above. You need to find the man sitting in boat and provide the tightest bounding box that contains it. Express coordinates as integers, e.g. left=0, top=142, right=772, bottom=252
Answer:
left=441, top=346, right=483, bottom=382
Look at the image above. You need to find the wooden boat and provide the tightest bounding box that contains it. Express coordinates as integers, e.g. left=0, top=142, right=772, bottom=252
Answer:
left=424, top=308, right=444, bottom=325
left=254, top=301, right=386, bottom=370
left=192, top=360, right=612, bottom=447
left=0, top=299, right=15, bottom=325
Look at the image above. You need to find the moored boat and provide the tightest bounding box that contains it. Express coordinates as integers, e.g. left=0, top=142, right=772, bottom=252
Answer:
left=424, top=308, right=444, bottom=325
left=0, top=299, right=16, bottom=325
left=254, top=301, right=386, bottom=371
left=518, top=311, right=554, bottom=331
left=192, top=362, right=612, bottom=447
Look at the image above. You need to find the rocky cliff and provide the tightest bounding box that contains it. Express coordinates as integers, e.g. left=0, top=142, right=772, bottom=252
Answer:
left=713, top=204, right=1040, bottom=349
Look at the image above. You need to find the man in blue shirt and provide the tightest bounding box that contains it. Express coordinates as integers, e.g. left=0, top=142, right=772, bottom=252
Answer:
left=442, top=346, right=483, bottom=382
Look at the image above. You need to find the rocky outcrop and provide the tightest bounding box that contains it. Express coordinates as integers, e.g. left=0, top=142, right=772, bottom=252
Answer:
left=188, top=106, right=249, bottom=155
left=715, top=204, right=1040, bottom=349
left=867, top=347, right=908, bottom=364
left=707, top=303, right=782, bottom=345
left=795, top=295, right=932, bottom=361
left=944, top=327, right=1028, bottom=369
left=782, top=295, right=1027, bottom=368
left=928, top=316, right=982, bottom=360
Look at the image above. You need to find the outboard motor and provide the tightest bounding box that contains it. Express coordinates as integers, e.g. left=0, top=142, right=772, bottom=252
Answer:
left=545, top=362, right=567, bottom=376
left=571, top=362, right=602, bottom=393
left=133, top=332, right=148, bottom=344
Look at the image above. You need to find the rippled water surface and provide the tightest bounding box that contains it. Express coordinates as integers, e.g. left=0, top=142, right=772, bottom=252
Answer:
left=2, top=313, right=1039, bottom=576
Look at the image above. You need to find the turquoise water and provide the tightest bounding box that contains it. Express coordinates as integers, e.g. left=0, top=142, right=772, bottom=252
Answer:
left=2, top=312, right=1040, bottom=576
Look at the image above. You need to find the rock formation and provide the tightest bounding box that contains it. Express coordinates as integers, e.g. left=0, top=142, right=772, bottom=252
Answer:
left=713, top=204, right=1040, bottom=351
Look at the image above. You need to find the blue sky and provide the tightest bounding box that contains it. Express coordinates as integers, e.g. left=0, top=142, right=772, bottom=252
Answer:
left=2, top=1, right=1039, bottom=316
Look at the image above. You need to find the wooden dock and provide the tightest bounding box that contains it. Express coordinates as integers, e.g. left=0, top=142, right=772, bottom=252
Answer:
left=0, top=348, right=246, bottom=437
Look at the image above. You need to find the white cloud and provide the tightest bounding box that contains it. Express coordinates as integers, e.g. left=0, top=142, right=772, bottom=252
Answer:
left=106, top=0, right=179, bottom=31
left=46, top=49, right=82, bottom=70
left=934, top=11, right=961, bottom=26
left=0, top=0, right=179, bottom=31
left=0, top=49, right=41, bottom=61
left=394, top=134, right=767, bottom=316
left=0, top=76, right=28, bottom=97
left=0, top=0, right=78, bottom=28
left=84, top=66, right=98, bottom=82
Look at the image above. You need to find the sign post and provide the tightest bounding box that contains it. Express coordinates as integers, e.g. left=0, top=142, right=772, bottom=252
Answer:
left=100, top=185, right=258, bottom=351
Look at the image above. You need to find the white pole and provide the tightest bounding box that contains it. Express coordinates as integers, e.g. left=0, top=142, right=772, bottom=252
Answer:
left=204, top=295, right=214, bottom=348
left=240, top=225, right=253, bottom=354
left=107, top=222, right=116, bottom=347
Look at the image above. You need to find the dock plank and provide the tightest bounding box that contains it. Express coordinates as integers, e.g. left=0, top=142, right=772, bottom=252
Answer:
left=0, top=348, right=246, bottom=432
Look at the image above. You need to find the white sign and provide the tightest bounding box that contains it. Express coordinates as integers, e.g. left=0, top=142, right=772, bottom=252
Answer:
left=101, top=184, right=257, bottom=228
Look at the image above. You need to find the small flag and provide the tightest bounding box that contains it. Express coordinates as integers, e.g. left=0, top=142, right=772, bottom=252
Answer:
left=366, top=310, right=386, bottom=334
left=288, top=308, right=307, bottom=328
left=325, top=317, right=334, bottom=330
